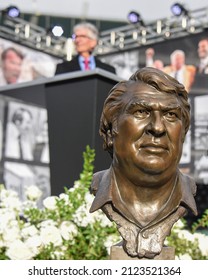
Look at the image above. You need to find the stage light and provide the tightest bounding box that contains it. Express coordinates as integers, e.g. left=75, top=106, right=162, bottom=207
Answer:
left=52, top=25, right=64, bottom=37
left=5, top=5, right=20, bottom=18
left=171, top=3, right=188, bottom=16
left=127, top=11, right=144, bottom=25
left=48, top=25, right=64, bottom=37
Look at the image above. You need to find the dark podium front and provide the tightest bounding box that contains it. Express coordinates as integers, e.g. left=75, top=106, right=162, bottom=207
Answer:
left=0, top=69, right=120, bottom=194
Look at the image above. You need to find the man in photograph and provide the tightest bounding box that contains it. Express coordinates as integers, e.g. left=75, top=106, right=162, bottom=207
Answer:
left=5, top=106, right=34, bottom=160
left=196, top=38, right=208, bottom=74
left=33, top=120, right=49, bottom=163
left=163, top=49, right=196, bottom=92
left=0, top=47, right=24, bottom=85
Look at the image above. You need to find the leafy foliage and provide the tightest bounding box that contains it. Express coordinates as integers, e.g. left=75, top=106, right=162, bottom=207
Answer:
left=191, top=209, right=208, bottom=233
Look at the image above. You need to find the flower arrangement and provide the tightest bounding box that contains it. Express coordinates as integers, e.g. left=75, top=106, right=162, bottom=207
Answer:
left=0, top=145, right=208, bottom=260
left=166, top=218, right=208, bottom=260
left=0, top=146, right=120, bottom=260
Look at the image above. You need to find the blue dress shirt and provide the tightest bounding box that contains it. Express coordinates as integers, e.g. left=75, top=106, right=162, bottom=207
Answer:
left=78, top=55, right=96, bottom=70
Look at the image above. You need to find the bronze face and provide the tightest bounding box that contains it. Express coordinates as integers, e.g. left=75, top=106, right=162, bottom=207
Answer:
left=112, top=81, right=185, bottom=185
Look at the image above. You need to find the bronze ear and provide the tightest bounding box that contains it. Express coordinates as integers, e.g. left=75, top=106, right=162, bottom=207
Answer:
left=106, top=129, right=113, bottom=147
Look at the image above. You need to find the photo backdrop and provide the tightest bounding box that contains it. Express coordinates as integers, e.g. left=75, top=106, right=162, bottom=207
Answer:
left=0, top=37, right=61, bottom=87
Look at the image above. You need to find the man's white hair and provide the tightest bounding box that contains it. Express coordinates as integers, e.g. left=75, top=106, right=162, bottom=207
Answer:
left=73, top=22, right=99, bottom=41
left=170, top=49, right=185, bottom=62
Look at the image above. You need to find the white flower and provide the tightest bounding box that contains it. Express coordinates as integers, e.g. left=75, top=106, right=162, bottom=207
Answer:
left=51, top=245, right=68, bottom=259
left=175, top=253, right=192, bottom=260
left=59, top=193, right=73, bottom=207
left=97, top=212, right=112, bottom=227
left=25, top=185, right=42, bottom=201
left=71, top=181, right=82, bottom=190
left=6, top=240, right=35, bottom=260
left=73, top=204, right=95, bottom=227
left=22, top=200, right=37, bottom=211
left=40, top=219, right=57, bottom=228
left=25, top=235, right=42, bottom=255
left=0, top=237, right=5, bottom=248
left=43, top=196, right=58, bottom=210
left=177, top=229, right=195, bottom=242
left=104, top=235, right=121, bottom=255
left=172, top=219, right=185, bottom=230
left=59, top=193, right=69, bottom=202
left=0, top=188, right=18, bottom=201
left=84, top=192, right=94, bottom=205
left=1, top=196, right=22, bottom=211
left=0, top=209, right=16, bottom=231
left=40, top=225, right=62, bottom=246
left=2, top=225, right=21, bottom=245
left=60, top=221, right=78, bottom=240
left=194, top=232, right=208, bottom=255
left=22, top=224, right=39, bottom=238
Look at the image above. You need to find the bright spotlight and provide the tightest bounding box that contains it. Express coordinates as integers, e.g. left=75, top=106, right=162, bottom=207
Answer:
left=5, top=5, right=20, bottom=18
left=127, top=11, right=144, bottom=25
left=51, top=25, right=64, bottom=37
left=171, top=3, right=188, bottom=16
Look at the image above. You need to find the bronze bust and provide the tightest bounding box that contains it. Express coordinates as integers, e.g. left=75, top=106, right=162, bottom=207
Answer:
left=90, top=67, right=197, bottom=259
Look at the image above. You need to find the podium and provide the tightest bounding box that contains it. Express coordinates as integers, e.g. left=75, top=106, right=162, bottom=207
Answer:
left=0, top=69, right=120, bottom=195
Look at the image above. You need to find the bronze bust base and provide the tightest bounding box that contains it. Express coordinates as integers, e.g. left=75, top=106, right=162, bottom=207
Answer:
left=110, top=242, right=175, bottom=260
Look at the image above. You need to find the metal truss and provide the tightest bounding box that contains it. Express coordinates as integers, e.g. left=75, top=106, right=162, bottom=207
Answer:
left=0, top=14, right=71, bottom=59
left=0, top=7, right=208, bottom=59
left=97, top=7, right=208, bottom=55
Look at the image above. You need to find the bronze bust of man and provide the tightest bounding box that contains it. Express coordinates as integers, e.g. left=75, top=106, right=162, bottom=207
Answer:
left=90, top=67, right=197, bottom=259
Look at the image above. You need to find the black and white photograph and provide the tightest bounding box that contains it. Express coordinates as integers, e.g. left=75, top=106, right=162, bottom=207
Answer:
left=0, top=37, right=60, bottom=87
left=194, top=95, right=208, bottom=183
left=194, top=95, right=208, bottom=151
left=180, top=130, right=192, bottom=165
left=101, top=49, right=140, bottom=80
left=3, top=161, right=51, bottom=206
left=33, top=109, right=50, bottom=164
left=0, top=98, right=5, bottom=162
left=4, top=100, right=49, bottom=163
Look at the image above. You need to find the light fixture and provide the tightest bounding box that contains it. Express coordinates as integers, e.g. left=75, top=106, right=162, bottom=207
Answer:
left=4, top=5, right=20, bottom=18
left=171, top=3, right=188, bottom=17
left=47, top=25, right=64, bottom=37
left=52, top=25, right=64, bottom=37
left=156, top=20, right=162, bottom=34
left=164, top=23, right=171, bottom=38
left=127, top=11, right=144, bottom=25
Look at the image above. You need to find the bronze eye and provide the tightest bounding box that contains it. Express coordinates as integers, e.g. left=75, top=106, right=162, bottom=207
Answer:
left=134, top=109, right=149, bottom=119
left=164, top=111, right=178, bottom=121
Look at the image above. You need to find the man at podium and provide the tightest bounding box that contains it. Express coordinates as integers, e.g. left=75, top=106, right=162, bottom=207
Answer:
left=55, top=22, right=116, bottom=75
